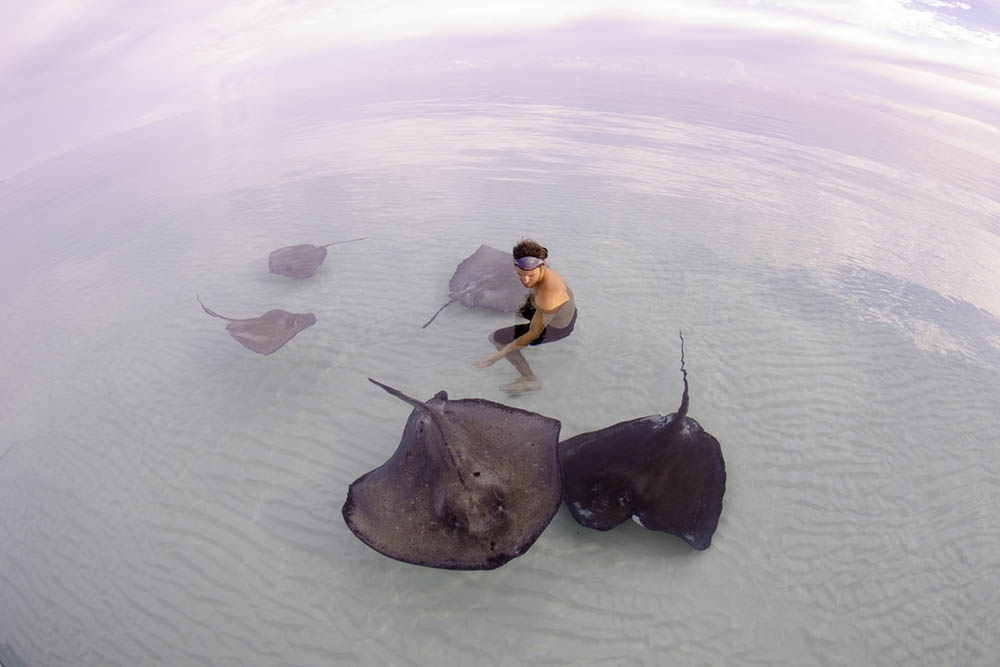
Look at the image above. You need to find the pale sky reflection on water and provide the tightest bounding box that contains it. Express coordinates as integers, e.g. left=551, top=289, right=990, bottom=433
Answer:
left=2, top=0, right=999, bottom=179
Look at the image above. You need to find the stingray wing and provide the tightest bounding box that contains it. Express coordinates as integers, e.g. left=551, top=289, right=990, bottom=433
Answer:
left=343, top=387, right=562, bottom=570
left=630, top=417, right=726, bottom=550
left=559, top=417, right=662, bottom=530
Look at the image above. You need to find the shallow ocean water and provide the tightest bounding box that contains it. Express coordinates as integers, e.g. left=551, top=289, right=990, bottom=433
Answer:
left=1, top=64, right=999, bottom=666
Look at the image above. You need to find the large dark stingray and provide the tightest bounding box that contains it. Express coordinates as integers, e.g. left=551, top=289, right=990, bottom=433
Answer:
left=342, top=379, right=563, bottom=570
left=197, top=296, right=317, bottom=355
left=559, top=335, right=726, bottom=550
left=422, top=244, right=529, bottom=328
left=268, top=237, right=366, bottom=278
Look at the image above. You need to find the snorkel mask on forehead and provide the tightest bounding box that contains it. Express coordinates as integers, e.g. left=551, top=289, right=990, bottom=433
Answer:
left=514, top=255, right=545, bottom=270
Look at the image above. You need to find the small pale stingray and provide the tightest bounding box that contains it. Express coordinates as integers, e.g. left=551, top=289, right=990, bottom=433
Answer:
left=342, top=379, right=563, bottom=570
left=559, top=333, right=726, bottom=550
left=197, top=295, right=317, bottom=355
left=422, top=244, right=529, bottom=328
left=268, top=237, right=366, bottom=278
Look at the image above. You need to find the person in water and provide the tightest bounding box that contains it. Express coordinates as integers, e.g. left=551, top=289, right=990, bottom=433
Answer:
left=473, top=239, right=577, bottom=393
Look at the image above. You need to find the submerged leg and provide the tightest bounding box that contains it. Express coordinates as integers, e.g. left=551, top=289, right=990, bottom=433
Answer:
left=489, top=332, right=541, bottom=393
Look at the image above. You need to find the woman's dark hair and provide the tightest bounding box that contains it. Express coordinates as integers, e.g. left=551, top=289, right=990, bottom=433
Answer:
left=512, top=239, right=548, bottom=260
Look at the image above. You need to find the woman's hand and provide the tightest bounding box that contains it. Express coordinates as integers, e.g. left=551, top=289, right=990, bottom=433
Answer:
left=473, top=357, right=496, bottom=368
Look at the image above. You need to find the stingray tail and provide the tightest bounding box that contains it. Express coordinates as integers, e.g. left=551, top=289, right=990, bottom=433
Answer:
left=369, top=379, right=465, bottom=482
left=197, top=294, right=231, bottom=321
left=421, top=299, right=456, bottom=328
left=368, top=378, right=429, bottom=411
left=323, top=237, right=367, bottom=247
left=676, top=330, right=690, bottom=421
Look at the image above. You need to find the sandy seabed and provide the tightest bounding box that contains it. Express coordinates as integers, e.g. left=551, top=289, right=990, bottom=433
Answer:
left=1, top=68, right=999, bottom=667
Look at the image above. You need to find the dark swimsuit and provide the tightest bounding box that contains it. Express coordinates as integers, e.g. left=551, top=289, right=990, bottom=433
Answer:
left=492, top=290, right=577, bottom=346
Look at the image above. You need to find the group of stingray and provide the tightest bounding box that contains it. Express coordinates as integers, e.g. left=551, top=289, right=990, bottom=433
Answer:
left=346, top=334, right=726, bottom=571
left=198, top=238, right=364, bottom=354
left=199, top=241, right=725, bottom=570
left=198, top=243, right=530, bottom=354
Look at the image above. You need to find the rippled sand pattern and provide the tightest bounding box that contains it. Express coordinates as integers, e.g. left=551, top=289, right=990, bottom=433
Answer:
left=1, top=76, right=998, bottom=666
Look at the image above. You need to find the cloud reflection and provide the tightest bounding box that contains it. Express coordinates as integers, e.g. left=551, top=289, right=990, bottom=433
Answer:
left=0, top=0, right=998, bottom=178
